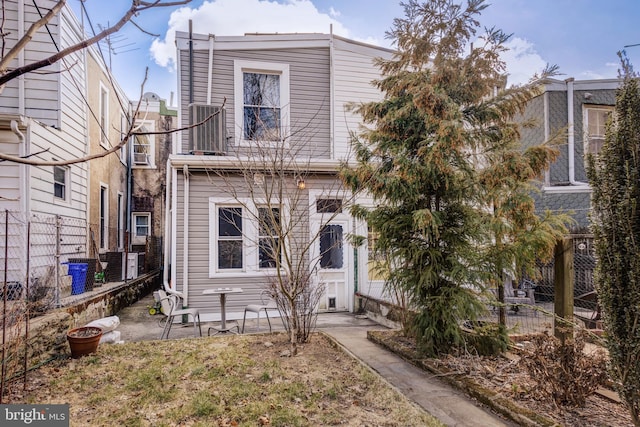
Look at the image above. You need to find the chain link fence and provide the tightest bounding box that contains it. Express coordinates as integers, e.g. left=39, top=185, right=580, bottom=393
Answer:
left=481, top=234, right=599, bottom=336
left=0, top=210, right=164, bottom=402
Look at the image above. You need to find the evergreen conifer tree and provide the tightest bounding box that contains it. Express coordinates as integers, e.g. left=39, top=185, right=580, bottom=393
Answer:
left=342, top=0, right=566, bottom=355
left=588, top=55, right=640, bottom=425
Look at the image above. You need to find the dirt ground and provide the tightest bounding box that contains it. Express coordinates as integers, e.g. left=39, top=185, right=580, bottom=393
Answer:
left=372, top=331, right=634, bottom=427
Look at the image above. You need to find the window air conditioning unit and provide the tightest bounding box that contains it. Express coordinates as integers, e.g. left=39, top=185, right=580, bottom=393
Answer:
left=133, top=153, right=149, bottom=165
left=189, top=104, right=227, bottom=154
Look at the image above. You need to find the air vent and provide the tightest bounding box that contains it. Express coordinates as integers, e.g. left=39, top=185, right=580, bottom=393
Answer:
left=189, top=104, right=227, bottom=154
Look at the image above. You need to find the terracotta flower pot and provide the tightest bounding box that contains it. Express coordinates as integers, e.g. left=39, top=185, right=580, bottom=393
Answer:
left=67, top=326, right=103, bottom=358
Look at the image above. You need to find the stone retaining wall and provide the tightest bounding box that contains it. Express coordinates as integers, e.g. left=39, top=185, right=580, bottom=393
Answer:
left=355, top=293, right=403, bottom=329
left=1, top=271, right=160, bottom=373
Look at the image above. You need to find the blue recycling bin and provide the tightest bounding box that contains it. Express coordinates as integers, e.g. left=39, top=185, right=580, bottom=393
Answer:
left=63, top=262, right=88, bottom=295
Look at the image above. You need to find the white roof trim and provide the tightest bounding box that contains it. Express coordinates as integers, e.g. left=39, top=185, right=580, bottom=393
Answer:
left=168, top=154, right=346, bottom=173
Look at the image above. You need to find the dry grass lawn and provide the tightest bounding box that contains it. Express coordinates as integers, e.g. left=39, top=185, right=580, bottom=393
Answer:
left=11, top=332, right=442, bottom=427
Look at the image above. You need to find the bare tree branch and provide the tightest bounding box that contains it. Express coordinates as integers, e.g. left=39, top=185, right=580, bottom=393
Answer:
left=0, top=0, right=191, bottom=87
left=0, top=0, right=66, bottom=74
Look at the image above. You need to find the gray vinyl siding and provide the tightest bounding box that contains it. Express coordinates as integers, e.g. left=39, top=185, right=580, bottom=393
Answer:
left=0, top=129, right=21, bottom=211
left=179, top=46, right=331, bottom=158
left=0, top=1, right=64, bottom=128
left=333, top=40, right=390, bottom=161
left=28, top=123, right=88, bottom=220
left=173, top=171, right=344, bottom=314
left=58, top=10, right=87, bottom=139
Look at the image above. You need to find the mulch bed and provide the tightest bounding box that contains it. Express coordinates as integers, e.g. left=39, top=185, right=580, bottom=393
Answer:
left=368, top=330, right=634, bottom=427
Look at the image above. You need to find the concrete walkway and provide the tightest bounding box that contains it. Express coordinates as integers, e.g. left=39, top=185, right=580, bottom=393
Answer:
left=114, top=293, right=516, bottom=427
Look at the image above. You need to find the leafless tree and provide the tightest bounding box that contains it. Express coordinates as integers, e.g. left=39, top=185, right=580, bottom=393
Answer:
left=205, top=120, right=359, bottom=355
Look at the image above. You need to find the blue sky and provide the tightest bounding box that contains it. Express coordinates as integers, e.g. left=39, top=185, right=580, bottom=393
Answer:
left=72, top=0, right=640, bottom=105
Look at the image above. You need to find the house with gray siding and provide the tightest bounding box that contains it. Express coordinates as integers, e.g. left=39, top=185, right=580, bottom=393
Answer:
left=519, top=77, right=620, bottom=229
left=165, top=31, right=393, bottom=321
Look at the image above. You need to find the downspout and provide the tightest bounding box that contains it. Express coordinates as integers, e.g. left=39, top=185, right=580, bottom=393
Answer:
left=182, top=165, right=189, bottom=307
left=566, top=78, right=589, bottom=186
left=18, top=0, right=25, bottom=115
left=189, top=20, right=194, bottom=106
left=329, top=25, right=335, bottom=160
left=207, top=35, right=214, bottom=105
left=11, top=120, right=30, bottom=277
left=11, top=120, right=28, bottom=214
left=543, top=91, right=550, bottom=186
left=126, top=128, right=133, bottom=280
left=163, top=158, right=173, bottom=290
left=170, top=167, right=178, bottom=290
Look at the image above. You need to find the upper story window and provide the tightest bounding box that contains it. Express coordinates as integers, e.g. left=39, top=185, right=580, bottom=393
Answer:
left=584, top=106, right=614, bottom=157
left=53, top=165, right=68, bottom=200
left=132, top=120, right=155, bottom=167
left=99, top=184, right=108, bottom=250
left=234, top=60, right=290, bottom=145
left=99, top=83, right=109, bottom=148
left=132, top=212, right=151, bottom=245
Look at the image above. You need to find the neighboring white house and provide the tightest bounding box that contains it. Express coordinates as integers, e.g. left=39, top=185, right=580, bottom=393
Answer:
left=0, top=1, right=133, bottom=287
left=165, top=31, right=394, bottom=321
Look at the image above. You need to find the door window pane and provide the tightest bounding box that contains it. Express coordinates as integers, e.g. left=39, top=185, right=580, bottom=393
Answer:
left=317, top=199, right=342, bottom=213
left=320, top=224, right=343, bottom=269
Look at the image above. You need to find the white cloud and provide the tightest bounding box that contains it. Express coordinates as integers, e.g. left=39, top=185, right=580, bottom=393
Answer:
left=500, top=37, right=548, bottom=86
left=150, top=0, right=351, bottom=70
left=329, top=7, right=341, bottom=18
left=578, top=70, right=607, bottom=80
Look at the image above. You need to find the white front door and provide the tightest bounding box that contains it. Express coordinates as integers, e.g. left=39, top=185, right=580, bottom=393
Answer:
left=314, top=218, right=350, bottom=311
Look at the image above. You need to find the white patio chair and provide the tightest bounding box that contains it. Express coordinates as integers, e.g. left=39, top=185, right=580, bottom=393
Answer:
left=241, top=290, right=280, bottom=333
left=158, top=289, right=202, bottom=339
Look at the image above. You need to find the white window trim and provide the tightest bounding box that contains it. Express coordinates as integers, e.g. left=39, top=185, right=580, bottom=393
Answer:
left=132, top=212, right=151, bottom=245
left=583, top=105, right=614, bottom=158
left=99, top=82, right=109, bottom=149
left=53, top=165, right=70, bottom=204
left=99, top=183, right=109, bottom=251
left=208, top=197, right=287, bottom=277
left=132, top=119, right=156, bottom=168
left=233, top=60, right=290, bottom=147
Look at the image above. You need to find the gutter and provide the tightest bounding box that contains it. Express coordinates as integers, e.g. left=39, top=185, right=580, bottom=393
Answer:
left=168, top=155, right=346, bottom=173
left=565, top=78, right=589, bottom=186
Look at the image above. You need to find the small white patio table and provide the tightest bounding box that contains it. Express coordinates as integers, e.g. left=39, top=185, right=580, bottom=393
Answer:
left=203, top=287, right=243, bottom=335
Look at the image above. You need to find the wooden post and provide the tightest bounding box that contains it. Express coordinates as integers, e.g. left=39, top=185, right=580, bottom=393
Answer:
left=554, top=237, right=574, bottom=343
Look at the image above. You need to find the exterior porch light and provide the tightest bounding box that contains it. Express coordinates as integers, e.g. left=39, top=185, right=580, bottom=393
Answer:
left=296, top=177, right=306, bottom=190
